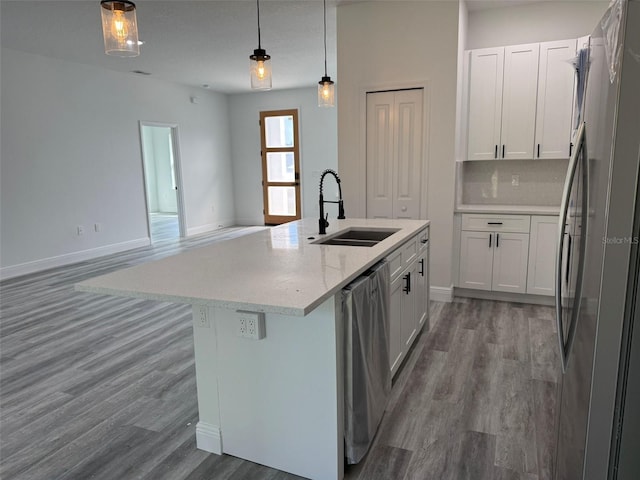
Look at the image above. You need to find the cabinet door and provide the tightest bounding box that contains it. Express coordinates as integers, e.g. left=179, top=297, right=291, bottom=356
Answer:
left=392, top=89, right=423, bottom=219
left=535, top=40, right=577, bottom=159
left=459, top=231, right=494, bottom=291
left=501, top=43, right=540, bottom=159
left=389, top=274, right=403, bottom=375
left=527, top=216, right=559, bottom=295
left=400, top=262, right=418, bottom=350
left=416, top=249, right=429, bottom=331
left=492, top=232, right=530, bottom=293
left=467, top=47, right=504, bottom=160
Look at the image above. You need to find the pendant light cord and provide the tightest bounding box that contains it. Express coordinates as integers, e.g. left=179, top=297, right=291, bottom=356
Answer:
left=323, top=0, right=328, bottom=76
left=257, top=0, right=262, bottom=49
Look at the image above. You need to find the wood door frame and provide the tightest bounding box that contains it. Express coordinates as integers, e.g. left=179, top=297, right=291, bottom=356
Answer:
left=138, top=121, right=187, bottom=239
left=359, top=81, right=430, bottom=220
left=260, top=109, right=302, bottom=225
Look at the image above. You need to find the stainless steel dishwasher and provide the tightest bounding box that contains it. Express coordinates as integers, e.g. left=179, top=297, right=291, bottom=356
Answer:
left=342, top=261, right=391, bottom=464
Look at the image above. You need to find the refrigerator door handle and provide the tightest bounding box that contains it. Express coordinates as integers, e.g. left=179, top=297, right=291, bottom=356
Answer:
left=556, top=122, right=585, bottom=373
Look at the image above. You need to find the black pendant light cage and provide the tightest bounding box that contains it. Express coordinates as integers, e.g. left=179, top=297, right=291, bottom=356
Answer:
left=318, top=0, right=335, bottom=107
left=100, top=0, right=140, bottom=57
left=250, top=0, right=272, bottom=89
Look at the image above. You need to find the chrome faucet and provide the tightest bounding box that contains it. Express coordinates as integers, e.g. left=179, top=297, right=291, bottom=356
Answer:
left=319, top=169, right=345, bottom=234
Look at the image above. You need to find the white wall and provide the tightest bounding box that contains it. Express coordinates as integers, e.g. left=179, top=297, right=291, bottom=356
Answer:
left=0, top=47, right=235, bottom=277
left=467, top=1, right=609, bottom=49
left=337, top=1, right=459, bottom=296
left=455, top=1, right=469, bottom=163
left=229, top=88, right=338, bottom=226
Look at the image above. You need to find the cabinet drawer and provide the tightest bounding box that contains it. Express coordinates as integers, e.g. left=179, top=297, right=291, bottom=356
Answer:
left=461, top=214, right=530, bottom=233
left=418, top=228, right=429, bottom=251
left=402, top=236, right=418, bottom=267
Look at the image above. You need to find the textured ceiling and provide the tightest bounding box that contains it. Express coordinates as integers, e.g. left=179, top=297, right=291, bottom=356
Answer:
left=0, top=0, right=338, bottom=93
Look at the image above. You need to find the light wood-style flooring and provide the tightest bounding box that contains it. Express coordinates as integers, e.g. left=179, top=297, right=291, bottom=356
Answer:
left=149, top=213, right=180, bottom=242
left=0, top=226, right=559, bottom=480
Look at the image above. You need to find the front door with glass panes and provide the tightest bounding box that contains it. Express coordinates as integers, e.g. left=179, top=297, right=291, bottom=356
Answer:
left=260, top=109, right=301, bottom=225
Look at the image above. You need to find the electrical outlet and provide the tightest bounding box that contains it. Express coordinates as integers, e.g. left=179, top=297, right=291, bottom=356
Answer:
left=238, top=317, right=248, bottom=336
left=94, top=223, right=102, bottom=232
left=195, top=305, right=210, bottom=328
left=77, top=225, right=84, bottom=236
left=512, top=174, right=520, bottom=187
left=237, top=311, right=266, bottom=340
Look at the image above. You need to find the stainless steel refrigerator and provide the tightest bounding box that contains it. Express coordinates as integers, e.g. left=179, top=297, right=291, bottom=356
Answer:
left=554, top=0, right=640, bottom=478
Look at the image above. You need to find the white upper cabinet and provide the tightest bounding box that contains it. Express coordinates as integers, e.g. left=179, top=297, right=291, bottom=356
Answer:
left=535, top=40, right=577, bottom=159
left=466, top=39, right=578, bottom=161
left=501, top=43, right=540, bottom=159
left=467, top=47, right=504, bottom=161
left=467, top=44, right=539, bottom=160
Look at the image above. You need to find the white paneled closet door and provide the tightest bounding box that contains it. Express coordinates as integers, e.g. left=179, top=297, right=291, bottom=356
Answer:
left=366, top=89, right=423, bottom=219
left=366, top=91, right=394, bottom=218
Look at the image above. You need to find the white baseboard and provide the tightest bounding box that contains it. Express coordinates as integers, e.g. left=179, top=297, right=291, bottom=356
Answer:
left=0, top=238, right=150, bottom=281
left=234, top=217, right=264, bottom=227
left=196, top=421, right=223, bottom=454
left=186, top=219, right=237, bottom=237
left=454, top=287, right=555, bottom=306
left=430, top=285, right=453, bottom=303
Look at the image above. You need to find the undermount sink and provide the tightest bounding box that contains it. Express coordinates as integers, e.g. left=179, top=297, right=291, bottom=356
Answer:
left=313, top=228, right=399, bottom=247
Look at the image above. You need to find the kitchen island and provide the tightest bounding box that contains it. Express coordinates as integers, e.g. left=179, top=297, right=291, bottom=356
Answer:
left=76, top=217, right=429, bottom=480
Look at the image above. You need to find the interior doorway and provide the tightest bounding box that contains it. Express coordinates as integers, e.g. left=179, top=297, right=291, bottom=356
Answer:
left=139, top=122, right=186, bottom=242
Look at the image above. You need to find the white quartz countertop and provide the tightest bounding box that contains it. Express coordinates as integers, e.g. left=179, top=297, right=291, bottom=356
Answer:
left=76, top=218, right=429, bottom=316
left=455, top=204, right=560, bottom=215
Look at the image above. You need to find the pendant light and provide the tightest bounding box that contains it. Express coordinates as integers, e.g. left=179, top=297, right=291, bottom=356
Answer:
left=100, top=0, right=140, bottom=57
left=250, top=0, right=272, bottom=90
left=318, top=0, right=335, bottom=107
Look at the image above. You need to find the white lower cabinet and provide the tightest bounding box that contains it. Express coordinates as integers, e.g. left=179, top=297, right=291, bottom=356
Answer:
left=400, top=261, right=418, bottom=350
left=527, top=215, right=559, bottom=295
left=389, top=273, right=403, bottom=373
left=459, top=231, right=494, bottom=290
left=459, top=214, right=530, bottom=294
left=491, top=232, right=530, bottom=293
left=389, top=227, right=429, bottom=376
left=416, top=248, right=429, bottom=329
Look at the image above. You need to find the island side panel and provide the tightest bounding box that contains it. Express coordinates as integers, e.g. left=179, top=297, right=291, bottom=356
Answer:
left=215, top=296, right=344, bottom=480
left=192, top=305, right=223, bottom=454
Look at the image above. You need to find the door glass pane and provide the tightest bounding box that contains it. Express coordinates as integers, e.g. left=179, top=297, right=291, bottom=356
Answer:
left=268, top=186, right=296, bottom=216
left=265, top=115, right=294, bottom=148
left=267, top=152, right=295, bottom=182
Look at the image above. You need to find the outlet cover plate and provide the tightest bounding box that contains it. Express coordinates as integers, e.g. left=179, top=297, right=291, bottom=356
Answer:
left=237, top=311, right=266, bottom=340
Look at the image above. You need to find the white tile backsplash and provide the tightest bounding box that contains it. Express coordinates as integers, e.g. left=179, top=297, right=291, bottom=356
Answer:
left=461, top=159, right=568, bottom=206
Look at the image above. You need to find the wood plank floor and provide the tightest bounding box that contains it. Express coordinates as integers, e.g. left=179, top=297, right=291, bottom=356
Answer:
left=0, top=226, right=559, bottom=480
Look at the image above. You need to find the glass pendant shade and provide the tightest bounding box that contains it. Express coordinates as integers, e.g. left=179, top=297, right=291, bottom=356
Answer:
left=318, top=76, right=335, bottom=107
left=100, top=0, right=139, bottom=57
left=250, top=48, right=272, bottom=90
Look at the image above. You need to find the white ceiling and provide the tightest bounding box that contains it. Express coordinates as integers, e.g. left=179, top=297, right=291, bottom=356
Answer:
left=0, top=0, right=338, bottom=94
left=1, top=0, right=557, bottom=94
